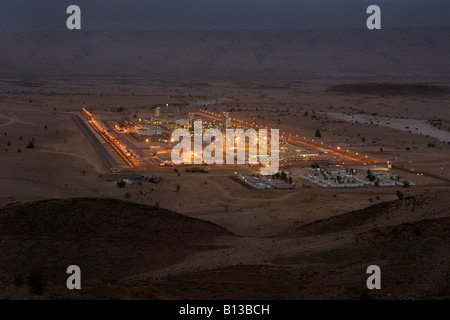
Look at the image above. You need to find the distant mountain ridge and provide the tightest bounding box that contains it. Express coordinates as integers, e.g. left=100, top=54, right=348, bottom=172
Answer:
left=1, top=28, right=449, bottom=78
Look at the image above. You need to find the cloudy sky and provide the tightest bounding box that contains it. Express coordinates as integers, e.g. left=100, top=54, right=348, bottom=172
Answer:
left=0, top=0, right=448, bottom=30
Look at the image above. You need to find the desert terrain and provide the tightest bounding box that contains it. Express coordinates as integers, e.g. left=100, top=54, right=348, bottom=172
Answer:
left=0, top=28, right=450, bottom=299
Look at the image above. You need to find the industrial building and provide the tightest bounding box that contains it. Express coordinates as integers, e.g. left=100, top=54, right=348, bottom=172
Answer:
left=231, top=174, right=294, bottom=190
left=222, top=112, right=229, bottom=129
left=302, top=168, right=415, bottom=188
left=138, top=125, right=163, bottom=136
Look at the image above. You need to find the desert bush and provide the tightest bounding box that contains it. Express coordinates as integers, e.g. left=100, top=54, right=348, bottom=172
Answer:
left=26, top=270, right=47, bottom=295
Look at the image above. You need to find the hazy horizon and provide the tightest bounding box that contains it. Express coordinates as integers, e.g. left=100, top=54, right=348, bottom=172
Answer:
left=0, top=27, right=449, bottom=79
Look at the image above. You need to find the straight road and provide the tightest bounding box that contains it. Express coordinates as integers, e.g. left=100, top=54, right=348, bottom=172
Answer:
left=392, top=164, right=450, bottom=185
left=71, top=113, right=121, bottom=168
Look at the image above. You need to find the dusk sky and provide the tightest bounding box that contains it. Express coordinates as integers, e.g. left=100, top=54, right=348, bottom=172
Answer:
left=0, top=0, right=449, bottom=30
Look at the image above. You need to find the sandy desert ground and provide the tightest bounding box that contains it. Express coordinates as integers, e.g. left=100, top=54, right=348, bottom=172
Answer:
left=0, top=77, right=449, bottom=299
left=1, top=79, right=449, bottom=234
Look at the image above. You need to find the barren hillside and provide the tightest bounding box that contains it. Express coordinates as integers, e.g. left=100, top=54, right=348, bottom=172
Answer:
left=1, top=191, right=449, bottom=299
left=1, top=28, right=450, bottom=78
